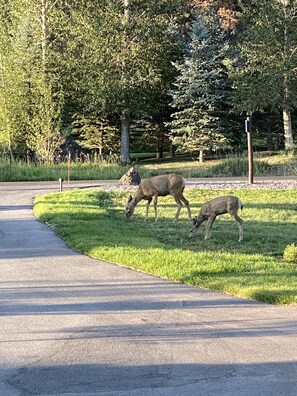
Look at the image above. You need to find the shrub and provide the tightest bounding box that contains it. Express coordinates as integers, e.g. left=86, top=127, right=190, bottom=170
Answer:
left=283, top=243, right=297, bottom=263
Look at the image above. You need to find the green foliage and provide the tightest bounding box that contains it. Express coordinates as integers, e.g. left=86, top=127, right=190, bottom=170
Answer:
left=233, top=0, right=297, bottom=148
left=34, top=188, right=297, bottom=305
left=1, top=0, right=296, bottom=161
left=72, top=116, right=120, bottom=156
left=0, top=0, right=67, bottom=162
left=26, top=79, right=65, bottom=163
left=0, top=1, right=30, bottom=157
left=131, top=120, right=169, bottom=158
left=65, top=0, right=186, bottom=163
left=170, top=7, right=232, bottom=158
left=283, top=243, right=297, bottom=264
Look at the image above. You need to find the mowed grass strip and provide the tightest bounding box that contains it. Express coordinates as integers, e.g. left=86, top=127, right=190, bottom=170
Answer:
left=34, top=188, right=297, bottom=305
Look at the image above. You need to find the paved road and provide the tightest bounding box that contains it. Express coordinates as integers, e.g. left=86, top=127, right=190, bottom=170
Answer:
left=0, top=180, right=297, bottom=396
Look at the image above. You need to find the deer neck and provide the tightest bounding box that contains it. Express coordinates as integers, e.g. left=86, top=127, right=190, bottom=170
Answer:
left=133, top=190, right=145, bottom=205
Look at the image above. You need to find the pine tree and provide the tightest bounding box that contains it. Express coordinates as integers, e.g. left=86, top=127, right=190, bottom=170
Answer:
left=170, top=8, right=231, bottom=162
left=72, top=116, right=119, bottom=159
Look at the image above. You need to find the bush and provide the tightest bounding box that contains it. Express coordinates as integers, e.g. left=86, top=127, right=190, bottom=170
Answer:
left=283, top=243, right=297, bottom=263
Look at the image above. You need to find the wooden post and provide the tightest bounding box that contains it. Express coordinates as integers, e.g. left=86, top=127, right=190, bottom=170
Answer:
left=245, top=116, right=254, bottom=184
left=67, top=151, right=71, bottom=190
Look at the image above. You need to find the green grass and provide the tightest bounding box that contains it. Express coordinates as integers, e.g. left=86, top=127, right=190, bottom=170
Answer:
left=34, top=188, right=297, bottom=305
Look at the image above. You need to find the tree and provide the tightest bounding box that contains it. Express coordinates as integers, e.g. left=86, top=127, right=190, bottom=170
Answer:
left=190, top=0, right=241, bottom=32
left=64, top=0, right=186, bottom=164
left=72, top=116, right=120, bottom=159
left=131, top=119, right=170, bottom=159
left=232, top=0, right=297, bottom=149
left=0, top=1, right=30, bottom=159
left=24, top=0, right=65, bottom=163
left=170, top=8, right=231, bottom=162
left=0, top=0, right=66, bottom=163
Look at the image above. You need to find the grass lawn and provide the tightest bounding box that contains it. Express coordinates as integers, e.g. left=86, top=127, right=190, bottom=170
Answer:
left=34, top=188, right=297, bottom=305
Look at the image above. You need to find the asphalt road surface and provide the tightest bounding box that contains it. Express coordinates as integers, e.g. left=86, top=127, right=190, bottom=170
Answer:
left=0, top=180, right=297, bottom=396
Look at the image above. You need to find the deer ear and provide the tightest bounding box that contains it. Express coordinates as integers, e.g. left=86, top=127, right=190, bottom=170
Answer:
left=192, top=217, right=197, bottom=225
left=127, top=195, right=133, bottom=203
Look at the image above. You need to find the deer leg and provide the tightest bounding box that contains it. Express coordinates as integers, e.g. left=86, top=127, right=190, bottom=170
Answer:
left=179, top=193, right=192, bottom=220
left=173, top=196, right=182, bottom=221
left=145, top=197, right=153, bottom=221
left=153, top=195, right=158, bottom=222
left=204, top=215, right=216, bottom=239
left=233, top=212, right=243, bottom=242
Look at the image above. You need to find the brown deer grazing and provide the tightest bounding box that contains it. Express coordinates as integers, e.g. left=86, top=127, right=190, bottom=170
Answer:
left=125, top=174, right=192, bottom=222
left=189, top=195, right=243, bottom=241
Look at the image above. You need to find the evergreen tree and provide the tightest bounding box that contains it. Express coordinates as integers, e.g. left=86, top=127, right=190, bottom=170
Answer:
left=72, top=116, right=120, bottom=159
left=170, top=8, right=231, bottom=162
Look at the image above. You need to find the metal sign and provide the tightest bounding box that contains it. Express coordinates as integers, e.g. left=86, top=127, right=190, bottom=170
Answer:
left=245, top=117, right=252, bottom=134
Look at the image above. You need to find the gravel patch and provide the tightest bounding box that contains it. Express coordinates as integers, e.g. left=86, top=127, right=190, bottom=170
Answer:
left=185, top=179, right=297, bottom=190
left=94, top=178, right=297, bottom=192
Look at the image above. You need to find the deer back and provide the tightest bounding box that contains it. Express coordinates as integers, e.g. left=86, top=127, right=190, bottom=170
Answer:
left=200, top=195, right=241, bottom=217
left=141, top=174, right=185, bottom=197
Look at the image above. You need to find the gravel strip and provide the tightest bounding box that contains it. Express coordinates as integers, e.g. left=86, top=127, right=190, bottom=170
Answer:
left=94, top=178, right=297, bottom=192
left=185, top=179, right=297, bottom=190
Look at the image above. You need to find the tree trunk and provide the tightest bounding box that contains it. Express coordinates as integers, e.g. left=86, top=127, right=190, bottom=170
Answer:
left=283, top=107, right=294, bottom=150
left=8, top=139, right=14, bottom=164
left=169, top=142, right=175, bottom=158
left=199, top=149, right=204, bottom=163
left=156, top=144, right=163, bottom=159
left=266, top=124, right=274, bottom=151
left=119, top=0, right=131, bottom=164
left=120, top=111, right=131, bottom=164
left=282, top=4, right=294, bottom=150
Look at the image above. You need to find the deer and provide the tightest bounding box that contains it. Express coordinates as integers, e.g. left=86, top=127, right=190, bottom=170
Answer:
left=189, top=195, right=243, bottom=242
left=125, top=174, right=192, bottom=222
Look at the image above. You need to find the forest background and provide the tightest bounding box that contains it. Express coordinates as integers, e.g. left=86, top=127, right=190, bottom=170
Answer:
left=1, top=0, right=297, bottom=167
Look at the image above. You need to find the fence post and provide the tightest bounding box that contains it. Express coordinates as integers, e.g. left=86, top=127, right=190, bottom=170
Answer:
left=59, top=178, right=64, bottom=192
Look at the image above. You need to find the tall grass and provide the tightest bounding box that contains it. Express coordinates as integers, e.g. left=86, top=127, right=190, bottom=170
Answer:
left=1, top=152, right=296, bottom=181
left=0, top=160, right=131, bottom=182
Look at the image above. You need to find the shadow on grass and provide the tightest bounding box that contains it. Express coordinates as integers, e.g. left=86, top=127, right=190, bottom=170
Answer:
left=34, top=190, right=297, bottom=304
left=36, top=190, right=296, bottom=258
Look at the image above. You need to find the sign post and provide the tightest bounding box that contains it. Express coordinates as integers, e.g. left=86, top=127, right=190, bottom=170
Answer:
left=245, top=116, right=254, bottom=185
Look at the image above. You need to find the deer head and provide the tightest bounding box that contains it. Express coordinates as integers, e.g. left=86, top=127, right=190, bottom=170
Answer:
left=125, top=195, right=136, bottom=220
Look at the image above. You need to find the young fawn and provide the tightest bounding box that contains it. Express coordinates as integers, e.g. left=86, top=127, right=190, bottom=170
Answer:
left=189, top=195, right=243, bottom=242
